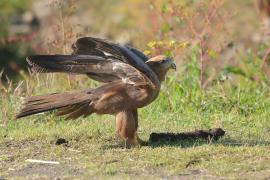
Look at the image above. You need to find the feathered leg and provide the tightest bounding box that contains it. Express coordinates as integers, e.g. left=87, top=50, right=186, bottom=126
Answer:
left=115, top=110, right=147, bottom=148
left=115, top=110, right=138, bottom=148
left=131, top=110, right=148, bottom=146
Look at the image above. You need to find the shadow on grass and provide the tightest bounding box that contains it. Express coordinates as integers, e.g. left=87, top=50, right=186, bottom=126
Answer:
left=147, top=138, right=270, bottom=148
left=145, top=128, right=270, bottom=148
left=102, top=129, right=270, bottom=149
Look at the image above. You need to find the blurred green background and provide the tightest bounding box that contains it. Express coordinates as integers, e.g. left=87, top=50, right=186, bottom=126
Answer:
left=0, top=0, right=269, bottom=84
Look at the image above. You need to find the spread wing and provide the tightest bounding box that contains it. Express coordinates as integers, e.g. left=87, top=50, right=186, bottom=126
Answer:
left=27, top=54, right=151, bottom=86
left=72, top=37, right=149, bottom=62
left=27, top=37, right=160, bottom=88
left=71, top=37, right=159, bottom=86
left=71, top=37, right=125, bottom=61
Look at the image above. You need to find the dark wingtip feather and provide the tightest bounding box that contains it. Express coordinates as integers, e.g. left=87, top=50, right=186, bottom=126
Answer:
left=26, top=56, right=51, bottom=73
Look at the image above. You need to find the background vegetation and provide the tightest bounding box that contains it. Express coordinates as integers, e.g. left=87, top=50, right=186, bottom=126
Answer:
left=0, top=0, right=269, bottom=179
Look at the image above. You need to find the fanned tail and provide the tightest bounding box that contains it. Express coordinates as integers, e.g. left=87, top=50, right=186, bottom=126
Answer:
left=16, top=89, right=94, bottom=120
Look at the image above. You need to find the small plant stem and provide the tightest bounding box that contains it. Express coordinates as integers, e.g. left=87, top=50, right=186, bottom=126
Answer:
left=199, top=37, right=204, bottom=91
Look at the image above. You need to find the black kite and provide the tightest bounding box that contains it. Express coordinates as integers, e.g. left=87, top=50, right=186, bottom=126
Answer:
left=16, top=37, right=176, bottom=147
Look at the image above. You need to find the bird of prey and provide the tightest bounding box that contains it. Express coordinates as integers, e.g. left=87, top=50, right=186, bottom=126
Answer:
left=16, top=37, right=176, bottom=148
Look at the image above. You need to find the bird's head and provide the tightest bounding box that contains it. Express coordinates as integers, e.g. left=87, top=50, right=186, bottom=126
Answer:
left=146, top=55, right=176, bottom=81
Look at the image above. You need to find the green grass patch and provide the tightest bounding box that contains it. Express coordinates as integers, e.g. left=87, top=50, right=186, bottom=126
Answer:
left=0, top=71, right=270, bottom=179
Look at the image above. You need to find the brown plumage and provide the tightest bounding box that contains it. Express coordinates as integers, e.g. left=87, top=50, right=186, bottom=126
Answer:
left=16, top=37, right=176, bottom=148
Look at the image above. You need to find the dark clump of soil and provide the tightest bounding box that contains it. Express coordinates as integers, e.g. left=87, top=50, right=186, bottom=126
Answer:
left=55, top=138, right=68, bottom=145
left=149, top=128, right=225, bottom=143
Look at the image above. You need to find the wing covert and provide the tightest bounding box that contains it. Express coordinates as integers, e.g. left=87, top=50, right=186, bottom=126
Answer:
left=72, top=37, right=159, bottom=88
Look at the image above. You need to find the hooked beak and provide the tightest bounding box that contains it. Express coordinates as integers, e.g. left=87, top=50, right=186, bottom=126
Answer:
left=171, top=63, right=176, bottom=70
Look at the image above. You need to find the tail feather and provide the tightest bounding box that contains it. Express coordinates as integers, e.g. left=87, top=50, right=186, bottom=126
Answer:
left=16, top=90, right=93, bottom=119
left=65, top=103, right=91, bottom=120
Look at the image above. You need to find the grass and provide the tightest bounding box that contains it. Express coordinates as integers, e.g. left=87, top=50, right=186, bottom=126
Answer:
left=0, top=65, right=270, bottom=179
left=0, top=0, right=269, bottom=179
